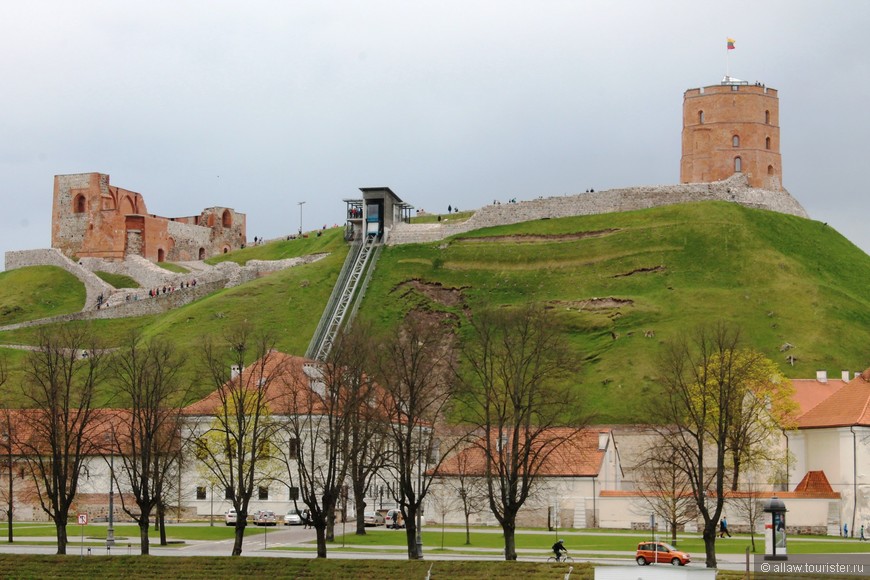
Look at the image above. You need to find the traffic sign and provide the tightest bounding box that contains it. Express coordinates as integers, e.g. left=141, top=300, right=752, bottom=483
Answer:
left=77, top=513, right=88, bottom=525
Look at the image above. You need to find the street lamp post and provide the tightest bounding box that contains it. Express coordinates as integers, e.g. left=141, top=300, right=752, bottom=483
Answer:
left=107, top=452, right=115, bottom=548
left=298, top=201, right=306, bottom=236
left=416, top=425, right=423, bottom=559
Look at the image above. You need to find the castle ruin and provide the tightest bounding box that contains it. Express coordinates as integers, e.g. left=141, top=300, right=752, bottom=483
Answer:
left=51, top=172, right=246, bottom=262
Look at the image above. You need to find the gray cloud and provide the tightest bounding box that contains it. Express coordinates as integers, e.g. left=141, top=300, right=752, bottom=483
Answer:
left=2, top=0, right=868, bottom=268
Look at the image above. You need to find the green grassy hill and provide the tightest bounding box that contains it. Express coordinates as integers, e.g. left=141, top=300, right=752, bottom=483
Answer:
left=2, top=203, right=869, bottom=422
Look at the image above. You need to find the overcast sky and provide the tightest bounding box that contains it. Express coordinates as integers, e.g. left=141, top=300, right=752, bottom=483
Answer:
left=2, top=1, right=869, bottom=270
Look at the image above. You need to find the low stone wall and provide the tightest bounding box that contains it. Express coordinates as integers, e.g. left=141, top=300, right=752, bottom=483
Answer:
left=388, top=175, right=810, bottom=246
left=5, top=248, right=114, bottom=311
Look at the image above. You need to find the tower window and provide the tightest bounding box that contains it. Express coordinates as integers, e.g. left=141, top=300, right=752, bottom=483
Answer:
left=766, top=136, right=771, bottom=150
left=734, top=157, right=742, bottom=173
left=732, top=135, right=740, bottom=148
left=768, top=165, right=774, bottom=175
left=74, top=195, right=86, bottom=213
left=698, top=110, right=704, bottom=124
left=222, top=209, right=233, bottom=228
left=765, top=110, right=770, bottom=124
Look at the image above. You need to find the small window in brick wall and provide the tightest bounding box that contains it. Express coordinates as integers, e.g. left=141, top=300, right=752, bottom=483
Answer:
left=196, top=486, right=207, bottom=500
left=259, top=486, right=269, bottom=500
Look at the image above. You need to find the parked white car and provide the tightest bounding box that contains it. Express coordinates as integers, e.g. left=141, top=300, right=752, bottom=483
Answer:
left=225, top=509, right=238, bottom=526
left=284, top=509, right=303, bottom=526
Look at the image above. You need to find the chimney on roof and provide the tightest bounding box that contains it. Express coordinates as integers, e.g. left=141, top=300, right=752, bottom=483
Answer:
left=598, top=431, right=609, bottom=451
left=843, top=371, right=851, bottom=382
left=231, top=365, right=242, bottom=379
left=816, top=370, right=827, bottom=384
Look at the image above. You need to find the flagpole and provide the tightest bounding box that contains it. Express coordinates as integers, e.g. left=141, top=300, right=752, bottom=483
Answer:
left=725, top=37, right=730, bottom=80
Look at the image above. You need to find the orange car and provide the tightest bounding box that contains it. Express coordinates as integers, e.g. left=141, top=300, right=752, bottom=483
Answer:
left=635, top=541, right=691, bottom=566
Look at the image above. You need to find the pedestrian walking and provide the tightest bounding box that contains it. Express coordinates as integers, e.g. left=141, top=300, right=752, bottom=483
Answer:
left=719, top=516, right=732, bottom=538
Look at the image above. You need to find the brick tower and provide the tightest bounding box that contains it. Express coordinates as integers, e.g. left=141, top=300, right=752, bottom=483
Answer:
left=680, top=80, right=782, bottom=190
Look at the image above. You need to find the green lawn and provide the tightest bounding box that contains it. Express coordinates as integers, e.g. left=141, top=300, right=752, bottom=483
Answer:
left=0, top=266, right=85, bottom=325
left=330, top=528, right=870, bottom=556
left=0, top=522, right=268, bottom=542
left=156, top=262, right=190, bottom=274
left=94, top=271, right=141, bottom=289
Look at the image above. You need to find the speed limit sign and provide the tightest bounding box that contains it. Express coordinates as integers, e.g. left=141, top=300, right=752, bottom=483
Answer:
left=77, top=513, right=88, bottom=525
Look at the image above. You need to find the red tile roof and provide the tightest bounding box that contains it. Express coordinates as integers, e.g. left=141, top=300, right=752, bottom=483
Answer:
left=796, top=369, right=870, bottom=429
left=793, top=470, right=835, bottom=495
left=791, top=378, right=849, bottom=416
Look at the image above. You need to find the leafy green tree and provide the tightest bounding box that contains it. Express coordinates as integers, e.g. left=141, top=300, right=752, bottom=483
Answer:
left=654, top=322, right=790, bottom=568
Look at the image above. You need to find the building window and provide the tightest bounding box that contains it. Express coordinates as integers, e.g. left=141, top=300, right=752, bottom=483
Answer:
left=698, top=110, right=704, bottom=124
left=198, top=247, right=206, bottom=260
left=734, top=157, right=742, bottom=173
left=768, top=165, right=774, bottom=175
left=731, top=84, right=739, bottom=92
left=157, top=248, right=165, bottom=262
left=196, top=486, right=207, bottom=500
left=766, top=136, right=771, bottom=150
left=74, top=195, right=86, bottom=213
left=732, top=135, right=740, bottom=147
left=288, top=437, right=299, bottom=460
left=225, top=487, right=234, bottom=500
left=765, top=110, right=770, bottom=124
left=258, top=486, right=269, bottom=500
left=222, top=209, right=233, bottom=228
left=289, top=487, right=299, bottom=501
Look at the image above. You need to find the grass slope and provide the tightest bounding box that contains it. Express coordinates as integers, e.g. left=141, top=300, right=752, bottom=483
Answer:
left=0, top=266, right=85, bottom=325
left=94, top=271, right=140, bottom=289
left=1, top=205, right=869, bottom=423
left=358, top=202, right=870, bottom=422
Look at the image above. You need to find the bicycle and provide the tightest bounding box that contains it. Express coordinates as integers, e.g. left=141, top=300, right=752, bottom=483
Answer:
left=546, top=553, right=574, bottom=563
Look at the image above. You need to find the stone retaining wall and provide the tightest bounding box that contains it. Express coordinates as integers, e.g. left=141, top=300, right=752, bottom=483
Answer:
left=388, top=175, right=809, bottom=245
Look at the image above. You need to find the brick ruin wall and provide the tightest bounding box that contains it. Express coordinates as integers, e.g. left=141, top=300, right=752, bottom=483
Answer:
left=387, top=174, right=810, bottom=245
left=51, top=173, right=246, bottom=262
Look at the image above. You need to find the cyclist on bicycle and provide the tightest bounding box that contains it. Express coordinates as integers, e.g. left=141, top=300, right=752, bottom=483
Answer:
left=552, top=539, right=568, bottom=561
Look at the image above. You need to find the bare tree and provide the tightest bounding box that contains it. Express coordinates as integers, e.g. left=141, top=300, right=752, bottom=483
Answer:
left=0, top=355, right=13, bottom=543
left=444, top=450, right=487, bottom=545
left=375, top=315, right=464, bottom=560
left=17, top=327, right=106, bottom=554
left=458, top=305, right=586, bottom=560
left=192, top=326, right=284, bottom=556
left=732, top=478, right=764, bottom=552
left=654, top=322, right=774, bottom=568
left=336, top=324, right=389, bottom=537
left=634, top=441, right=698, bottom=546
left=278, top=345, right=355, bottom=558
left=108, top=332, right=191, bottom=554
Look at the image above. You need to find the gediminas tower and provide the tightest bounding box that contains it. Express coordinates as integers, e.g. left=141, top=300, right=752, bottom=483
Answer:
left=680, top=79, right=783, bottom=190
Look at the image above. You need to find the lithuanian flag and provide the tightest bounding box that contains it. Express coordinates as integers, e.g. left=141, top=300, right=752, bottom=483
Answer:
left=727, top=38, right=736, bottom=50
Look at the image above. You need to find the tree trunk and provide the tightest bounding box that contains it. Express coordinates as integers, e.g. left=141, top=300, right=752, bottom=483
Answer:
left=158, top=504, right=167, bottom=546
left=315, top=524, right=327, bottom=558
left=326, top=509, right=335, bottom=542
left=137, top=518, right=150, bottom=555
left=502, top=522, right=517, bottom=561
left=405, top=509, right=421, bottom=560
left=464, top=513, right=471, bottom=545
left=353, top=486, right=367, bottom=536
left=232, top=513, right=246, bottom=556
left=55, top=516, right=68, bottom=555
left=702, top=522, right=718, bottom=568
left=731, top=458, right=740, bottom=491
left=671, top=520, right=678, bottom=545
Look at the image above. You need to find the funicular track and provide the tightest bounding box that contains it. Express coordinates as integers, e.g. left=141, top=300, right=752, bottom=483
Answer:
left=306, top=234, right=382, bottom=361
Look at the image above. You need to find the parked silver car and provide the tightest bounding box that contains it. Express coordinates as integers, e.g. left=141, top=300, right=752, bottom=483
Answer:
left=253, top=510, right=277, bottom=526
